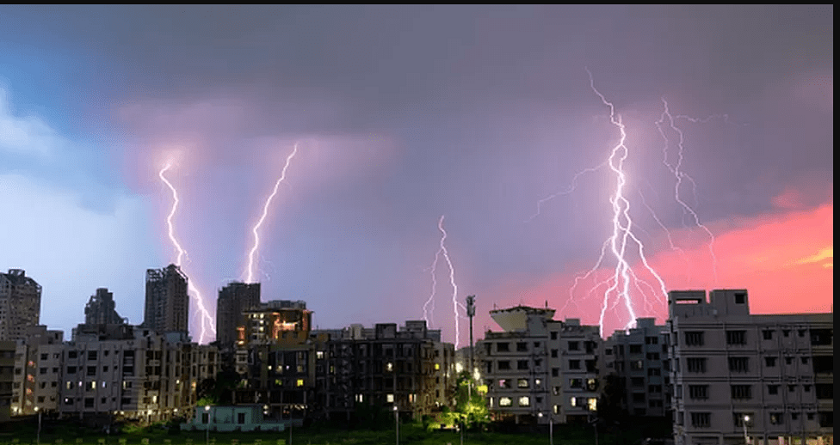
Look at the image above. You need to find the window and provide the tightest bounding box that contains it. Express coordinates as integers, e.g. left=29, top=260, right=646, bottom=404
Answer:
left=517, top=360, right=529, bottom=370
left=648, top=368, right=661, bottom=376
left=728, top=357, right=749, bottom=373
left=631, top=360, right=644, bottom=370
left=785, top=357, right=793, bottom=365
left=816, top=384, right=833, bottom=400
left=88, top=351, right=97, bottom=360
left=685, top=332, right=704, bottom=346
left=517, top=342, right=528, bottom=352
left=551, top=368, right=559, bottom=377
left=788, top=385, right=796, bottom=393
left=496, top=342, right=509, bottom=352
left=518, top=396, right=530, bottom=407
left=517, top=379, right=529, bottom=389
left=498, top=379, right=510, bottom=389
left=237, top=413, right=245, bottom=424
left=768, top=385, right=779, bottom=395
left=202, top=413, right=209, bottom=424
left=631, top=377, right=644, bottom=387
left=819, top=411, right=833, bottom=428
left=689, top=385, right=709, bottom=400
left=568, top=341, right=580, bottom=351
left=499, top=397, right=512, bottom=407
left=629, top=344, right=642, bottom=354
left=550, top=332, right=557, bottom=340
left=648, top=384, right=661, bottom=393
left=726, top=330, right=746, bottom=345
left=40, top=353, right=48, bottom=360
left=762, top=330, right=774, bottom=340
left=646, top=352, right=660, bottom=360
left=498, top=361, right=510, bottom=370
left=387, top=394, right=394, bottom=402
left=810, top=329, right=832, bottom=346
left=687, top=358, right=707, bottom=373
left=66, top=366, right=76, bottom=375
left=734, top=292, right=746, bottom=304
left=586, top=378, right=598, bottom=391
left=68, top=351, right=78, bottom=359
left=569, top=378, right=582, bottom=388
left=801, top=357, right=809, bottom=365
left=568, top=360, right=580, bottom=370
left=87, top=366, right=96, bottom=376
left=765, top=357, right=777, bottom=367
left=731, top=385, right=752, bottom=400
left=645, top=336, right=659, bottom=345
left=533, top=342, right=540, bottom=348
left=633, top=393, right=646, bottom=403
left=551, top=349, right=558, bottom=358
left=691, top=413, right=711, bottom=428
left=84, top=398, right=94, bottom=408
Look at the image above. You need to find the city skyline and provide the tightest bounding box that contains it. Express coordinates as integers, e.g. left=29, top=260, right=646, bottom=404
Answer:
left=0, top=5, right=833, bottom=343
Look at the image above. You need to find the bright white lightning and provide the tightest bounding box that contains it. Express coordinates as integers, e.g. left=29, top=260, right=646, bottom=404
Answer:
left=526, top=162, right=608, bottom=223
left=578, top=70, right=669, bottom=337
left=423, top=245, right=440, bottom=329
left=159, top=162, right=216, bottom=344
left=244, top=143, right=299, bottom=284
left=427, top=215, right=461, bottom=348
left=655, top=98, right=719, bottom=283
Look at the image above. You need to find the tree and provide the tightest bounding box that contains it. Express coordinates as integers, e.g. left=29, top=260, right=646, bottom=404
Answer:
left=442, top=370, right=490, bottom=431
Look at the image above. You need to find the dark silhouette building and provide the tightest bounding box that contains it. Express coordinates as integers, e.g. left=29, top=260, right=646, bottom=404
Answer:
left=84, top=287, right=127, bottom=325
left=143, top=264, right=188, bottom=335
left=216, top=282, right=260, bottom=350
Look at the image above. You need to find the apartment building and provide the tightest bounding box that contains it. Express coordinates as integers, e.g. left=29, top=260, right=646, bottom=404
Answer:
left=605, top=318, right=669, bottom=417
left=312, top=320, right=456, bottom=421
left=0, top=269, right=42, bottom=342
left=480, top=305, right=602, bottom=425
left=12, top=325, right=64, bottom=416
left=668, top=289, right=833, bottom=445
left=0, top=341, right=15, bottom=422
left=144, top=265, right=189, bottom=335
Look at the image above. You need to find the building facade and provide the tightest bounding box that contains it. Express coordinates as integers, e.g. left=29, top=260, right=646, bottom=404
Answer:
left=216, top=282, right=260, bottom=351
left=12, top=326, right=64, bottom=416
left=605, top=318, right=669, bottom=417
left=85, top=288, right=126, bottom=326
left=668, top=289, right=833, bottom=445
left=480, top=306, right=603, bottom=425
left=0, top=269, right=42, bottom=342
left=144, top=265, right=189, bottom=335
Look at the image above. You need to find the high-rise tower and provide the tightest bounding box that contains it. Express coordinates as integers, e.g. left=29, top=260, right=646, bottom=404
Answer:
left=216, top=282, right=260, bottom=349
left=84, top=287, right=126, bottom=325
left=144, top=264, right=188, bottom=334
left=0, top=269, right=42, bottom=341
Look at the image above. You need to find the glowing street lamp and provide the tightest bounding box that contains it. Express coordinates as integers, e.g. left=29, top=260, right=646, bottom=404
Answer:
left=393, top=405, right=399, bottom=445
left=204, top=405, right=211, bottom=445
left=743, top=415, right=750, bottom=445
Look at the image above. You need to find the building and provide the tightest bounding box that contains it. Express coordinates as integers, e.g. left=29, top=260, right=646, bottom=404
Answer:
left=216, top=282, right=260, bottom=351
left=85, top=288, right=126, bottom=326
left=182, top=405, right=286, bottom=432
left=313, top=320, right=456, bottom=421
left=12, top=326, right=64, bottom=416
left=0, top=269, right=42, bottom=342
left=480, top=305, right=602, bottom=425
left=59, top=323, right=216, bottom=425
left=667, top=289, right=833, bottom=445
left=144, top=265, right=189, bottom=335
left=0, top=341, right=15, bottom=422
left=605, top=318, right=669, bottom=417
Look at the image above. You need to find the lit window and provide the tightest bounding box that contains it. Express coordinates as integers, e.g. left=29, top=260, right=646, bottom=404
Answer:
left=386, top=362, right=393, bottom=372
left=587, top=398, right=598, bottom=411
left=518, top=396, right=530, bottom=407
left=296, top=379, right=304, bottom=387
left=499, top=397, right=512, bottom=407
left=387, top=394, right=394, bottom=403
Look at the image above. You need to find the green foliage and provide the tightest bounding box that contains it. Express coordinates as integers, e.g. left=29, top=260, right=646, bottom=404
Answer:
left=437, top=370, right=490, bottom=431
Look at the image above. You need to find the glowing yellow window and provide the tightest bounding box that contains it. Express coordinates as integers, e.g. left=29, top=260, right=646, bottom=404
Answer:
left=296, top=379, right=304, bottom=387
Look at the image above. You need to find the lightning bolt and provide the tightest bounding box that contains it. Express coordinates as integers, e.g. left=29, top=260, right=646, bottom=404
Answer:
left=423, top=244, right=440, bottom=329
left=571, top=69, right=668, bottom=337
left=244, top=143, right=299, bottom=284
left=159, top=162, right=216, bottom=344
left=655, top=98, right=720, bottom=283
left=428, top=215, right=461, bottom=348
left=526, top=162, right=608, bottom=223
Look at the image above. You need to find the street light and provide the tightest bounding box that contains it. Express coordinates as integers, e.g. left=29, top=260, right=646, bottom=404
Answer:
left=743, top=415, right=750, bottom=445
left=204, top=405, right=211, bottom=445
left=393, top=405, right=399, bottom=445
left=35, top=407, right=41, bottom=445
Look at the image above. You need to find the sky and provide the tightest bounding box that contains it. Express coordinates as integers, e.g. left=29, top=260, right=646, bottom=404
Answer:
left=0, top=5, right=833, bottom=345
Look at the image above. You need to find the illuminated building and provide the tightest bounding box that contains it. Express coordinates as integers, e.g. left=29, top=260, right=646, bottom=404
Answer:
left=668, top=289, right=833, bottom=445
left=0, top=269, right=42, bottom=342
left=479, top=305, right=602, bottom=425
left=605, top=318, right=669, bottom=417
left=215, top=282, right=260, bottom=351
left=143, top=264, right=189, bottom=335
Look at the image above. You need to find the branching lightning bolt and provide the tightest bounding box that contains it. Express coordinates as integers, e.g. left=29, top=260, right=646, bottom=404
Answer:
left=568, top=69, right=669, bottom=337
left=655, top=98, right=720, bottom=283
left=159, top=162, right=216, bottom=344
left=426, top=215, right=461, bottom=348
left=244, top=143, right=299, bottom=284
left=526, top=162, right=608, bottom=223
